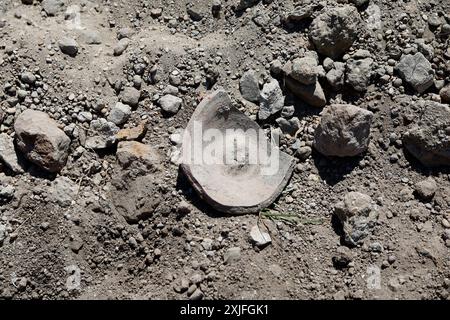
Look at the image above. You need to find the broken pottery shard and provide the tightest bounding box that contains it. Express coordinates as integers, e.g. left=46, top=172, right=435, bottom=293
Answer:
left=180, top=90, right=295, bottom=215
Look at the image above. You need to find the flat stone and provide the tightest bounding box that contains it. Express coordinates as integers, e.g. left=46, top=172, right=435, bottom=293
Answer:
left=180, top=90, right=295, bottom=215
left=109, top=174, right=162, bottom=224
left=108, top=102, right=131, bottom=125
left=309, top=5, right=360, bottom=59
left=249, top=225, right=272, bottom=247
left=84, top=119, right=119, bottom=150
left=285, top=76, right=326, bottom=107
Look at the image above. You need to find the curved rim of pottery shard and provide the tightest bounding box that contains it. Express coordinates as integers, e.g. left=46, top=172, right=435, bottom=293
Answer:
left=180, top=89, right=295, bottom=215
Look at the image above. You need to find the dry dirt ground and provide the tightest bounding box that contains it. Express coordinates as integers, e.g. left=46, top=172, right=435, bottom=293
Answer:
left=0, top=0, right=449, bottom=300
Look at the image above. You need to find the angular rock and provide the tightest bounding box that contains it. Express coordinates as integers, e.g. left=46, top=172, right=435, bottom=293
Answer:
left=181, top=90, right=295, bottom=214
left=0, top=134, right=24, bottom=174
left=116, top=141, right=161, bottom=170
left=309, top=5, right=361, bottom=59
left=403, top=101, right=450, bottom=166
left=84, top=119, right=119, bottom=150
left=334, top=192, right=377, bottom=246
left=117, top=28, right=134, bottom=40
left=224, top=247, right=241, bottom=264
left=108, top=102, right=131, bottom=126
left=42, top=0, right=64, bottom=16
left=290, top=55, right=318, bottom=85
left=59, top=37, right=78, bottom=57
left=314, top=104, right=373, bottom=157
left=346, top=57, right=373, bottom=92
left=187, top=3, right=205, bottom=21
left=116, top=121, right=147, bottom=141
left=285, top=76, right=326, bottom=107
left=326, top=61, right=346, bottom=89
left=158, top=94, right=182, bottom=115
left=240, top=69, right=260, bottom=103
left=259, top=79, right=285, bottom=120
left=351, top=0, right=369, bottom=7
left=14, top=110, right=70, bottom=173
left=249, top=225, right=271, bottom=247
left=395, top=53, right=434, bottom=93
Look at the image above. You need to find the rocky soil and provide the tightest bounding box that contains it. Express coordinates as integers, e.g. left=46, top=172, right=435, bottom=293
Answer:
left=0, top=0, right=450, bottom=300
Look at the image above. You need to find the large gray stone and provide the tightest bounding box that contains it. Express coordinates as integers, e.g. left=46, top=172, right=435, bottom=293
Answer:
left=335, top=192, right=377, bottom=246
left=314, top=104, right=373, bottom=157
left=116, top=141, right=161, bottom=170
left=403, top=101, right=450, bottom=166
left=395, top=53, right=434, bottom=93
left=240, top=70, right=260, bottom=103
left=346, top=57, right=373, bottom=92
left=285, top=76, right=326, bottom=107
left=14, top=110, right=70, bottom=173
left=309, top=5, right=360, bottom=59
left=290, top=55, right=318, bottom=85
left=259, top=79, right=285, bottom=120
left=158, top=94, right=182, bottom=115
left=108, top=102, right=131, bottom=125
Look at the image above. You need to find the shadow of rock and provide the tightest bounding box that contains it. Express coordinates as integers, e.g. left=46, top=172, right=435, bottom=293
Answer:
left=331, top=214, right=347, bottom=246
left=312, top=150, right=363, bottom=186
left=402, top=147, right=450, bottom=176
